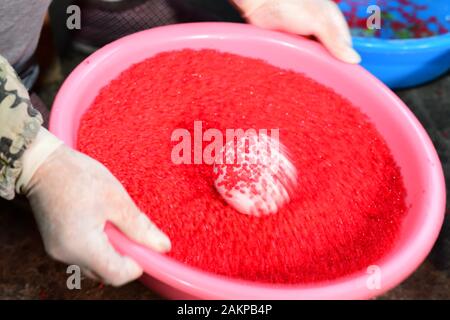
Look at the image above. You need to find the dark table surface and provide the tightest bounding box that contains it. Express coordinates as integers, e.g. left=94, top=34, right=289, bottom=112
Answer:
left=0, top=51, right=448, bottom=299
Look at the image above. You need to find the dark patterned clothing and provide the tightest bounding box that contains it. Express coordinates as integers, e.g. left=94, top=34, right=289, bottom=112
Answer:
left=0, top=55, right=42, bottom=200
left=72, top=0, right=242, bottom=51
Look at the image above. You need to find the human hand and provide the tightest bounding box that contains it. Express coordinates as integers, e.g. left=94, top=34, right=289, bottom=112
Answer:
left=20, top=128, right=171, bottom=286
left=232, top=0, right=361, bottom=63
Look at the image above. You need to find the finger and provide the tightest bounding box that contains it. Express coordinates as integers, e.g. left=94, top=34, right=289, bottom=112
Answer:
left=313, top=1, right=361, bottom=64
left=82, top=232, right=143, bottom=287
left=323, top=0, right=353, bottom=45
left=81, top=267, right=102, bottom=282
left=110, top=203, right=171, bottom=253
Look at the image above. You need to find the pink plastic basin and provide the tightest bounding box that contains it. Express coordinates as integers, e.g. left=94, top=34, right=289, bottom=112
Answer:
left=49, top=22, right=446, bottom=299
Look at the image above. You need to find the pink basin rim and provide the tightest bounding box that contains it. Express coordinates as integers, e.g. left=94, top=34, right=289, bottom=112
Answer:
left=49, top=22, right=446, bottom=299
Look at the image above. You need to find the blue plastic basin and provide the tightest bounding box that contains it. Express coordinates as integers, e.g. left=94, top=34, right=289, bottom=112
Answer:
left=337, top=0, right=450, bottom=89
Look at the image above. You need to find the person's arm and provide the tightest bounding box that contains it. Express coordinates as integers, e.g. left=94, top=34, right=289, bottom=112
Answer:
left=0, top=54, right=43, bottom=199
left=0, top=54, right=170, bottom=286
left=231, top=0, right=361, bottom=64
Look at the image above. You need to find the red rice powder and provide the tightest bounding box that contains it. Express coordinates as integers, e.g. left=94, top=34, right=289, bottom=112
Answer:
left=77, top=49, right=408, bottom=284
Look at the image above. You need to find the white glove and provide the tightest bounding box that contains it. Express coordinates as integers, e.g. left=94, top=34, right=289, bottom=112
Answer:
left=18, top=128, right=171, bottom=286
left=233, top=0, right=361, bottom=64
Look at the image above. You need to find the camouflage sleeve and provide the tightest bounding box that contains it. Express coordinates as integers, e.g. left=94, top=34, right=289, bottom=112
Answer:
left=0, top=54, right=43, bottom=200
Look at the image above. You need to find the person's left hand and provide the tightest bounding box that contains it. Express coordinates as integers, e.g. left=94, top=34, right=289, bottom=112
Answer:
left=232, top=0, right=361, bottom=64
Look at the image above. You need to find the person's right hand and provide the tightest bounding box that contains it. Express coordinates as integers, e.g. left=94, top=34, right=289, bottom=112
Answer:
left=233, top=0, right=361, bottom=64
left=19, top=128, right=171, bottom=286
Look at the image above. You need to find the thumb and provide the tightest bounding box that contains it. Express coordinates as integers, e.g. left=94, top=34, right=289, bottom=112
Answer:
left=318, top=33, right=361, bottom=64
left=110, top=203, right=171, bottom=253
left=313, top=1, right=361, bottom=64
